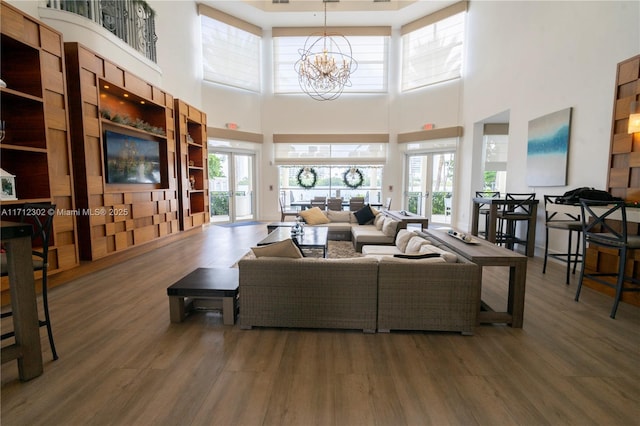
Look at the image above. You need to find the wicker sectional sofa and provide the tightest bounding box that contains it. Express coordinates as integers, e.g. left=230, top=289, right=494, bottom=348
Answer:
left=238, top=242, right=481, bottom=334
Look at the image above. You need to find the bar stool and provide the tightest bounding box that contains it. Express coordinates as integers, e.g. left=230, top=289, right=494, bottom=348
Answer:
left=0, top=203, right=58, bottom=360
left=496, top=193, right=536, bottom=255
left=542, top=195, right=582, bottom=284
left=576, top=199, right=640, bottom=318
left=475, top=191, right=500, bottom=239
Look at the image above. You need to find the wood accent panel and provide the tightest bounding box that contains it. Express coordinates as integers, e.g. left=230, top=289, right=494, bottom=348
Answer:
left=0, top=1, right=79, bottom=302
left=175, top=100, right=209, bottom=230
left=584, top=54, right=640, bottom=307
left=64, top=42, right=180, bottom=260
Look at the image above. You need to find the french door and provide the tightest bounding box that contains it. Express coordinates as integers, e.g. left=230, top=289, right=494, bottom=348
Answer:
left=405, top=151, right=455, bottom=226
left=209, top=151, right=255, bottom=223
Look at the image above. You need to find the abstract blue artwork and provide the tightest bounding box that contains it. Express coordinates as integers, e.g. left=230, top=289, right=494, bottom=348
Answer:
left=526, top=107, right=572, bottom=186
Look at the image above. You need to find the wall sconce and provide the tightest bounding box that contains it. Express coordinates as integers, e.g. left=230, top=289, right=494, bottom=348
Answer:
left=629, top=101, right=640, bottom=134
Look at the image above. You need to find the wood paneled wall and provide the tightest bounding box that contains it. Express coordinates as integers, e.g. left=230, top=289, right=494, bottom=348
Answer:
left=64, top=42, right=180, bottom=260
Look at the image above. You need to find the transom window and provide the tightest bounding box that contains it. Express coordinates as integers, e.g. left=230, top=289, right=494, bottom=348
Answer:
left=274, top=35, right=389, bottom=94
left=200, top=14, right=261, bottom=92
left=401, top=3, right=466, bottom=92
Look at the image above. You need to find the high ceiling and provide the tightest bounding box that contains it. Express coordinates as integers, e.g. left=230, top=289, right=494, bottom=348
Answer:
left=201, top=0, right=458, bottom=28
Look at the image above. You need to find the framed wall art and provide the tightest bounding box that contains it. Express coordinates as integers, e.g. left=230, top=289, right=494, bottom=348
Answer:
left=526, top=107, right=572, bottom=187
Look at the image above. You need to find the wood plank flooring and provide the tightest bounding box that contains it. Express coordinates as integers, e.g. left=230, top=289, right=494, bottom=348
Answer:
left=2, top=223, right=639, bottom=425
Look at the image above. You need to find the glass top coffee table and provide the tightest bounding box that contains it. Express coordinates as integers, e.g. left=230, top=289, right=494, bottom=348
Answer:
left=258, top=226, right=329, bottom=258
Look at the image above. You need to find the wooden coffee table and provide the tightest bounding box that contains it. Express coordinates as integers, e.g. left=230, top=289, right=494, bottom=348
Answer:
left=258, top=226, right=329, bottom=257
left=167, top=268, right=239, bottom=325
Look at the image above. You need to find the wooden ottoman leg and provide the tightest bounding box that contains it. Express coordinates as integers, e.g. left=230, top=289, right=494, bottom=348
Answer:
left=222, top=297, right=235, bottom=325
left=169, top=296, right=186, bottom=323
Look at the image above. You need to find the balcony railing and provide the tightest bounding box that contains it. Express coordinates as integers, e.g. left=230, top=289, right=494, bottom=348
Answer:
left=47, top=0, right=157, bottom=63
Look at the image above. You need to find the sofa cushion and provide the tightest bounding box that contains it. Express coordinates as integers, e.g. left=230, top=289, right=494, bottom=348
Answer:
left=299, top=207, right=330, bottom=225
left=374, top=213, right=385, bottom=230
left=251, top=238, right=303, bottom=258
left=419, top=244, right=458, bottom=263
left=395, top=229, right=415, bottom=252
left=327, top=209, right=353, bottom=223
left=382, top=218, right=399, bottom=237
left=405, top=236, right=431, bottom=253
left=352, top=225, right=394, bottom=244
left=354, top=205, right=376, bottom=225
left=362, top=245, right=403, bottom=256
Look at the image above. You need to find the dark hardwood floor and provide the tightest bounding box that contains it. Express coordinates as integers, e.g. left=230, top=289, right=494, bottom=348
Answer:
left=2, top=223, right=639, bottom=425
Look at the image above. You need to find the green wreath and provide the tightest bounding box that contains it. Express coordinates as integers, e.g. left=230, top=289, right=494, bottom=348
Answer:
left=342, top=168, right=364, bottom=189
left=296, top=167, right=317, bottom=189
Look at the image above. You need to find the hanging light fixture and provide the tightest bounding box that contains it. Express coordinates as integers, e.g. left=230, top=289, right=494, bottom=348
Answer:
left=294, top=1, right=358, bottom=101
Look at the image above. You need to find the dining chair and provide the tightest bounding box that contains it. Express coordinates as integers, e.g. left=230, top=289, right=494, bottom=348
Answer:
left=327, top=197, right=343, bottom=211
left=279, top=197, right=298, bottom=221
left=475, top=191, right=500, bottom=239
left=576, top=199, right=640, bottom=318
left=383, top=197, right=392, bottom=210
left=349, top=197, right=365, bottom=211
left=0, top=203, right=58, bottom=360
left=542, top=195, right=582, bottom=284
left=496, top=193, right=536, bottom=255
left=310, top=197, right=326, bottom=210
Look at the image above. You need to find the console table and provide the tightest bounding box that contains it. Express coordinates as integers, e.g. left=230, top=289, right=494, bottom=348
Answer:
left=383, top=210, right=429, bottom=231
left=0, top=222, right=43, bottom=380
left=423, top=228, right=528, bottom=328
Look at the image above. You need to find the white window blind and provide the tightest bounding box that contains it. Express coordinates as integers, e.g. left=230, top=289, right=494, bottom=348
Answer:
left=401, top=10, right=465, bottom=91
left=201, top=15, right=261, bottom=92
left=273, top=35, right=389, bottom=94
left=274, top=143, right=388, bottom=165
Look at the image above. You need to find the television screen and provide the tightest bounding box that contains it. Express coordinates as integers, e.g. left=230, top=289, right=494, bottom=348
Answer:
left=104, top=130, right=161, bottom=184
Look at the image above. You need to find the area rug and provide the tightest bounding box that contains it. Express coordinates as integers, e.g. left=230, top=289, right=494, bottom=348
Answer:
left=237, top=240, right=362, bottom=262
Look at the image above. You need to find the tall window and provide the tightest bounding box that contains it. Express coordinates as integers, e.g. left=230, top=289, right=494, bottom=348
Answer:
left=273, top=31, right=390, bottom=94
left=401, top=1, right=466, bottom=92
left=199, top=7, right=261, bottom=92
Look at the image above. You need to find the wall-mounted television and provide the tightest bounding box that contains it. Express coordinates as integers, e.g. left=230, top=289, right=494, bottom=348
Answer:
left=104, top=130, right=161, bottom=184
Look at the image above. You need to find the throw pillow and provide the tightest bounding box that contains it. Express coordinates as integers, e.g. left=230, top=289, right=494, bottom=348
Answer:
left=298, top=207, right=330, bottom=225
left=405, top=236, right=430, bottom=253
left=354, top=205, right=376, bottom=225
left=374, top=213, right=385, bottom=230
left=382, top=218, right=399, bottom=237
left=327, top=210, right=352, bottom=223
left=251, top=238, right=303, bottom=258
left=395, top=229, right=415, bottom=252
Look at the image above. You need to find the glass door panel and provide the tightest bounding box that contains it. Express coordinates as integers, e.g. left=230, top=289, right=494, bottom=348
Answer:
left=209, top=152, right=230, bottom=223
left=406, top=152, right=455, bottom=226
left=209, top=151, right=255, bottom=223
left=233, top=154, right=255, bottom=221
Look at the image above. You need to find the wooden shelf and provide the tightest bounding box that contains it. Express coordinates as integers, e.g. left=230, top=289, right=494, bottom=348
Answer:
left=175, top=99, right=208, bottom=230
left=1, top=1, right=80, bottom=305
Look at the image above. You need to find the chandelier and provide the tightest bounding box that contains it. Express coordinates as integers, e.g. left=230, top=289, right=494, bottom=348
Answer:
left=294, top=1, right=358, bottom=101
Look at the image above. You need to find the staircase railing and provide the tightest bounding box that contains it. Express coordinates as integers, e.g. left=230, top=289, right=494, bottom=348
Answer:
left=46, top=0, right=157, bottom=63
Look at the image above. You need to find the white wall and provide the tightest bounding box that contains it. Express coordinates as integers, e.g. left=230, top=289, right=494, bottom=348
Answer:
left=458, top=0, right=639, bottom=254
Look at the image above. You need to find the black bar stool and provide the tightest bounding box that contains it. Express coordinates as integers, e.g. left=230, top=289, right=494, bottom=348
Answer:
left=496, top=193, right=536, bottom=255
left=542, top=195, right=583, bottom=284
left=576, top=199, right=640, bottom=318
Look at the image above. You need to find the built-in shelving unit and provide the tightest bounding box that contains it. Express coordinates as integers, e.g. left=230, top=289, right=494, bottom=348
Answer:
left=175, top=100, right=208, bottom=229
left=64, top=42, right=180, bottom=260
left=0, top=1, right=80, bottom=303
